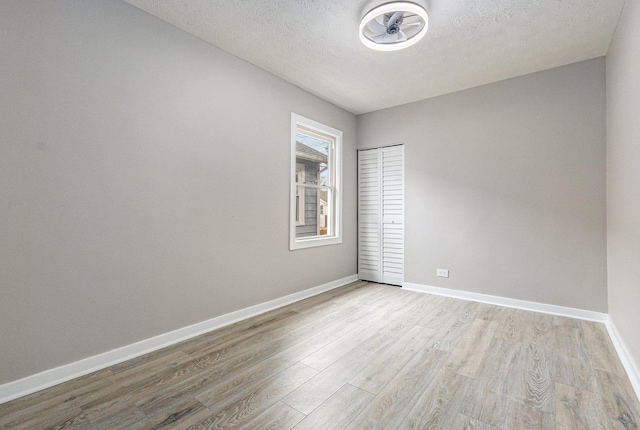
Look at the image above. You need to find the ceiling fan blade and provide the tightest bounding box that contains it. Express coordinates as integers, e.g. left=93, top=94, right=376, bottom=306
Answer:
left=371, top=32, right=397, bottom=43
left=396, top=31, right=407, bottom=42
left=367, top=18, right=387, bottom=35
left=388, top=11, right=403, bottom=26
left=403, top=22, right=421, bottom=26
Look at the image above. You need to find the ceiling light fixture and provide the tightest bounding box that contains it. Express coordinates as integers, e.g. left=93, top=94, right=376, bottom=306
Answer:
left=359, top=2, right=429, bottom=52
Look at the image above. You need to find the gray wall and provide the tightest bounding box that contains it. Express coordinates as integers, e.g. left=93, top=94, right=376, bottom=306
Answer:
left=0, top=0, right=357, bottom=384
left=357, top=59, right=607, bottom=312
left=607, top=0, right=640, bottom=374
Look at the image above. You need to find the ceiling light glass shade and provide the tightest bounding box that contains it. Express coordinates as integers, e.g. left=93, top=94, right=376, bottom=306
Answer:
left=359, top=2, right=428, bottom=51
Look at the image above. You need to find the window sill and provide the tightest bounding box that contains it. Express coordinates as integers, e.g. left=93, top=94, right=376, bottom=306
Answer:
left=289, top=235, right=342, bottom=250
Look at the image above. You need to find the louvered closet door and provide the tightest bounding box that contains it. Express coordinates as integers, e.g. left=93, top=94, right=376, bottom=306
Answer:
left=358, top=149, right=382, bottom=282
left=381, top=145, right=404, bottom=285
left=358, top=145, right=404, bottom=286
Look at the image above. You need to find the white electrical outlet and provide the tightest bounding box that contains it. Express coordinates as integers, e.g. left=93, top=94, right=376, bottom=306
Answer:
left=437, top=268, right=449, bottom=278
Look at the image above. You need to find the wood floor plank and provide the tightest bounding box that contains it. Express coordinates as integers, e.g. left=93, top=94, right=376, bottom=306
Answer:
left=459, top=389, right=510, bottom=429
left=184, top=325, right=291, bottom=362
left=0, top=368, right=113, bottom=419
left=320, top=305, right=387, bottom=338
left=555, top=382, right=608, bottom=430
left=131, top=336, right=308, bottom=417
left=471, top=337, right=522, bottom=397
left=65, top=350, right=193, bottom=416
left=177, top=308, right=300, bottom=357
left=451, top=413, right=500, bottom=429
left=470, top=302, right=500, bottom=322
left=136, top=398, right=211, bottom=430
left=301, top=318, right=390, bottom=371
left=0, top=374, right=116, bottom=429
left=446, top=318, right=498, bottom=378
left=423, top=301, right=477, bottom=352
left=347, top=284, right=399, bottom=306
left=349, top=325, right=436, bottom=395
left=2, top=281, right=639, bottom=430
left=286, top=305, right=363, bottom=339
left=293, top=383, right=374, bottom=430
left=194, top=330, right=336, bottom=410
left=379, top=293, right=444, bottom=337
left=581, top=320, right=627, bottom=376
left=367, top=288, right=419, bottom=313
left=47, top=412, right=91, bottom=430
left=553, top=317, right=599, bottom=392
left=281, top=332, right=398, bottom=415
left=289, top=281, right=368, bottom=313
left=513, top=338, right=556, bottom=414
left=80, top=352, right=206, bottom=422
left=594, top=369, right=640, bottom=430
left=86, top=405, right=147, bottom=430
left=504, top=400, right=555, bottom=430
left=494, top=308, right=528, bottom=344
left=531, top=312, right=555, bottom=338
left=418, top=296, right=465, bottom=332
left=345, top=346, right=449, bottom=429
left=193, top=362, right=317, bottom=429
left=239, top=401, right=305, bottom=430
left=331, top=281, right=389, bottom=303
left=554, top=316, right=583, bottom=359
left=289, top=297, right=341, bottom=316
left=0, top=399, right=82, bottom=430
left=80, top=334, right=298, bottom=423
left=512, top=313, right=556, bottom=414
left=399, top=367, right=472, bottom=429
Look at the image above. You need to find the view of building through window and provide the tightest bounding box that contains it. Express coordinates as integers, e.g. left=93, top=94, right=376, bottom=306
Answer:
left=295, top=132, right=331, bottom=238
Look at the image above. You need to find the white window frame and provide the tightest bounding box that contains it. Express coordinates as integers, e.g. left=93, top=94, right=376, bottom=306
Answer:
left=290, top=113, right=342, bottom=250
left=295, top=163, right=305, bottom=226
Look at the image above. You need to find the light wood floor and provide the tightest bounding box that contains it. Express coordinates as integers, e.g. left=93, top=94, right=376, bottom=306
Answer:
left=1, top=281, right=639, bottom=429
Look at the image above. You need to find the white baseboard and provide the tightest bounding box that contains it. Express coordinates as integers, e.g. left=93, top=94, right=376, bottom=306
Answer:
left=605, top=318, right=640, bottom=402
left=402, top=281, right=640, bottom=402
left=0, top=274, right=358, bottom=405
left=402, top=282, right=608, bottom=322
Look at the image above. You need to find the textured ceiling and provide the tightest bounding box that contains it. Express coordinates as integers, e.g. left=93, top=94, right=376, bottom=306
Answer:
left=122, top=0, right=625, bottom=114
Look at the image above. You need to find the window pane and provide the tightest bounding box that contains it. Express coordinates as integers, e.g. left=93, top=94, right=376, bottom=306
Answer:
left=295, top=185, right=304, bottom=225
left=295, top=186, right=318, bottom=239
left=295, top=186, right=332, bottom=239
left=295, top=133, right=330, bottom=186
left=318, top=188, right=331, bottom=236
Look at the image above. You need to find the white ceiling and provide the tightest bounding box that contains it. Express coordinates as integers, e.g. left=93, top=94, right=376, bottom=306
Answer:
left=122, top=0, right=625, bottom=115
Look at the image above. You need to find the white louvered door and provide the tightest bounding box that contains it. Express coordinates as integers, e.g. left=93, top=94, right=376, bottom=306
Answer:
left=358, top=149, right=382, bottom=282
left=381, top=145, right=404, bottom=285
left=358, top=145, right=404, bottom=286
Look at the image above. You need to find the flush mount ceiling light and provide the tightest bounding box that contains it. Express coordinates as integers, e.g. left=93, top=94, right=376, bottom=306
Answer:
left=359, top=2, right=428, bottom=51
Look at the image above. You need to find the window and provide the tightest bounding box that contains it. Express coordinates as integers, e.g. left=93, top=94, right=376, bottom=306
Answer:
left=290, top=113, right=342, bottom=250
